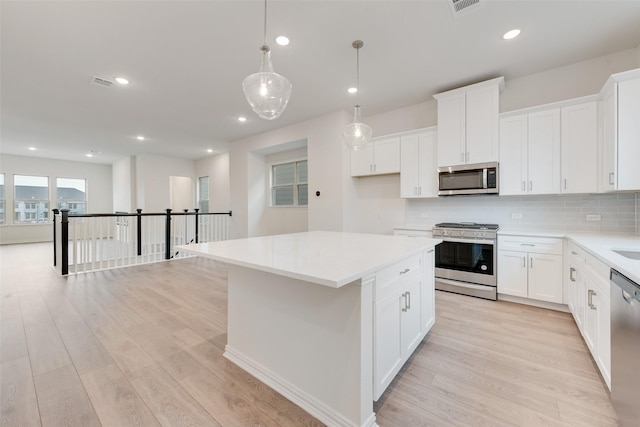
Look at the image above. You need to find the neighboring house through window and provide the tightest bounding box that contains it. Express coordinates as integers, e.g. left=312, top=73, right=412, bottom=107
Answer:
left=271, top=160, right=308, bottom=207
left=14, top=175, right=49, bottom=224
left=56, top=177, right=86, bottom=214
left=198, top=176, right=209, bottom=213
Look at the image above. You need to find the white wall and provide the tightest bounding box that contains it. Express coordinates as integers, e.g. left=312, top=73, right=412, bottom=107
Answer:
left=230, top=110, right=351, bottom=238
left=195, top=152, right=231, bottom=213
left=0, top=154, right=112, bottom=244
left=135, top=154, right=195, bottom=212
left=112, top=156, right=136, bottom=212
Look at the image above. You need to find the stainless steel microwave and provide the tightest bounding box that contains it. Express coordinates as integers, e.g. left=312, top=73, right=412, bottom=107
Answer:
left=437, top=162, right=499, bottom=196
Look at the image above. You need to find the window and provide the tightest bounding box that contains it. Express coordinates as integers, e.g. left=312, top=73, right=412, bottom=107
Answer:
left=271, top=160, right=308, bottom=207
left=198, top=176, right=209, bottom=213
left=14, top=175, right=49, bottom=224
left=0, top=174, right=4, bottom=225
left=56, top=178, right=86, bottom=214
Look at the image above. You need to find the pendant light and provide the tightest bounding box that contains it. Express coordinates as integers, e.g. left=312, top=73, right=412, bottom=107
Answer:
left=242, top=0, right=292, bottom=120
left=342, top=40, right=372, bottom=150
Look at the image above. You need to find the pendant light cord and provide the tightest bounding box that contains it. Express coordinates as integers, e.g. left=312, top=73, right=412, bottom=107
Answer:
left=263, top=0, right=268, bottom=47
left=356, top=44, right=360, bottom=106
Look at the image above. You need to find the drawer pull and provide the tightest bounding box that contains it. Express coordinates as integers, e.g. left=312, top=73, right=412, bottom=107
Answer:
left=407, top=291, right=411, bottom=310
left=520, top=243, right=535, bottom=247
left=588, top=289, right=597, bottom=310
left=402, top=292, right=408, bottom=312
left=399, top=268, right=410, bottom=275
left=569, top=267, right=576, bottom=282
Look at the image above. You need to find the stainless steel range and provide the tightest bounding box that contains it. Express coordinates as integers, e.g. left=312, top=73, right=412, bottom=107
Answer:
left=432, top=222, right=499, bottom=300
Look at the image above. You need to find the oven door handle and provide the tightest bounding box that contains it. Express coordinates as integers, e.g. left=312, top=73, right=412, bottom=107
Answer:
left=439, top=238, right=495, bottom=245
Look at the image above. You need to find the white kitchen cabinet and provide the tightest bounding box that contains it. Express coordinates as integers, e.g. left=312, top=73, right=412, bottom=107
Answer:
left=561, top=102, right=598, bottom=193
left=497, top=235, right=563, bottom=303
left=373, top=250, right=434, bottom=401
left=499, top=108, right=561, bottom=195
left=400, top=128, right=437, bottom=198
left=598, top=69, right=640, bottom=192
left=565, top=241, right=611, bottom=389
left=351, top=135, right=400, bottom=177
left=434, top=77, right=503, bottom=167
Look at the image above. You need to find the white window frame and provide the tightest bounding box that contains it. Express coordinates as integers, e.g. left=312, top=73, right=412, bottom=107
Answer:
left=56, top=177, right=87, bottom=215
left=270, top=159, right=308, bottom=208
left=13, top=174, right=50, bottom=225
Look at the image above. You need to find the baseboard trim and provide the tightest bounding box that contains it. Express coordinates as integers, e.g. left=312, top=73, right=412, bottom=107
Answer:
left=498, top=294, right=570, bottom=312
left=224, top=345, right=378, bottom=427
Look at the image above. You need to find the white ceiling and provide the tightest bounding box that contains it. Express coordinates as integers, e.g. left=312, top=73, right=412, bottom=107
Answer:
left=2, top=0, right=640, bottom=164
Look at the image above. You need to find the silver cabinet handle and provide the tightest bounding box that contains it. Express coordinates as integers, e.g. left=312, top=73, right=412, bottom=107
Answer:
left=520, top=243, right=535, bottom=246
left=399, top=268, right=410, bottom=275
left=373, top=164, right=377, bottom=172
left=522, top=181, right=526, bottom=191
left=370, top=164, right=373, bottom=172
left=563, top=179, right=567, bottom=190
left=402, top=292, right=408, bottom=312
left=571, top=251, right=578, bottom=255
left=569, top=267, right=576, bottom=282
left=407, top=291, right=411, bottom=310
left=522, top=257, right=526, bottom=268
left=427, top=249, right=434, bottom=253
left=588, top=289, right=597, bottom=309
left=418, top=187, right=422, bottom=196
left=609, top=172, right=615, bottom=185
left=460, top=152, right=465, bottom=163
left=529, top=181, right=533, bottom=191
left=530, top=257, right=533, bottom=268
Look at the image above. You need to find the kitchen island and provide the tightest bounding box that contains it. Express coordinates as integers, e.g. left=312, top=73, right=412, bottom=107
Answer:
left=179, top=231, right=441, bottom=427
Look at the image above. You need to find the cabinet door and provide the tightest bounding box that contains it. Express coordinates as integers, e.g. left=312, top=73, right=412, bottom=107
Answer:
left=421, top=249, right=435, bottom=333
left=567, top=256, right=584, bottom=329
left=528, top=253, right=563, bottom=303
left=400, top=134, right=420, bottom=198
left=595, top=286, right=611, bottom=389
left=561, top=102, right=598, bottom=194
left=373, top=291, right=403, bottom=400
left=417, top=131, right=438, bottom=197
left=583, top=275, right=598, bottom=354
left=351, top=143, right=374, bottom=177
left=527, top=109, right=561, bottom=194
left=617, top=78, right=640, bottom=191
left=437, top=92, right=466, bottom=167
left=401, top=279, right=423, bottom=357
left=497, top=251, right=528, bottom=297
left=466, top=84, right=500, bottom=164
left=599, top=86, right=617, bottom=191
left=499, top=114, right=528, bottom=195
left=373, top=136, right=401, bottom=175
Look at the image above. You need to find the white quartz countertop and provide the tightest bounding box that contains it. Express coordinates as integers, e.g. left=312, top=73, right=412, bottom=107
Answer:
left=178, top=231, right=442, bottom=288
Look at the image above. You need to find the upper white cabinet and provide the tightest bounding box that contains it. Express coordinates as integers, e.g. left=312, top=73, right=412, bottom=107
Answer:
left=598, top=69, right=640, bottom=192
left=561, top=102, right=598, bottom=194
left=499, top=108, right=561, bottom=195
left=351, top=135, right=400, bottom=177
left=400, top=128, right=438, bottom=198
left=434, top=77, right=504, bottom=167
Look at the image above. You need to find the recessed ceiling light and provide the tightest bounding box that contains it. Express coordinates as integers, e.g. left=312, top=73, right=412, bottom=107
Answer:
left=503, top=29, right=521, bottom=40
left=207, top=149, right=213, bottom=153
left=85, top=153, right=93, bottom=158
left=238, top=116, right=247, bottom=122
left=115, top=77, right=129, bottom=84
left=275, top=36, right=290, bottom=46
left=28, top=147, right=37, bottom=151
left=347, top=87, right=358, bottom=94
left=136, top=135, right=145, bottom=141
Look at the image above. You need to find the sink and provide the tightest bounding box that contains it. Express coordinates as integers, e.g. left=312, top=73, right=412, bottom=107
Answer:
left=612, top=249, right=640, bottom=260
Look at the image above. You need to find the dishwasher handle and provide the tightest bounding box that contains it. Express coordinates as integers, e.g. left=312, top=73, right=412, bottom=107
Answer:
left=611, top=269, right=640, bottom=303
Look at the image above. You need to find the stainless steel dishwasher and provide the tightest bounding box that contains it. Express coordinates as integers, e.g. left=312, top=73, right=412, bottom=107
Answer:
left=610, top=268, right=640, bottom=427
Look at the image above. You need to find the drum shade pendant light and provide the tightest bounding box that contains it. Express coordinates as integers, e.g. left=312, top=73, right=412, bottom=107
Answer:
left=242, top=0, right=292, bottom=120
left=343, top=40, right=372, bottom=150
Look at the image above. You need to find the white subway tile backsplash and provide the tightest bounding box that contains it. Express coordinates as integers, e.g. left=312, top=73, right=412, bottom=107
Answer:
left=406, top=193, right=639, bottom=234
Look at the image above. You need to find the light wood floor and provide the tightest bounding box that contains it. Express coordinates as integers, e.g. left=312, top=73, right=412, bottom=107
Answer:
left=1, top=243, right=619, bottom=427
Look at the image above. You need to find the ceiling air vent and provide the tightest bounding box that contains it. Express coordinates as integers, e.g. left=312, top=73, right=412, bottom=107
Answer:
left=90, top=76, right=114, bottom=87
left=450, top=0, right=482, bottom=16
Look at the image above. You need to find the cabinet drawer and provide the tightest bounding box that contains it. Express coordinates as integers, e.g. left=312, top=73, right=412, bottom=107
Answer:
left=583, top=251, right=610, bottom=292
left=498, top=235, right=563, bottom=255
left=375, top=254, right=422, bottom=302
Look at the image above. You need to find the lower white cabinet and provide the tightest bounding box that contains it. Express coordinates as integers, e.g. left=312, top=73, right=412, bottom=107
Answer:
left=565, top=242, right=611, bottom=389
left=497, top=235, right=563, bottom=303
left=373, top=249, right=434, bottom=401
